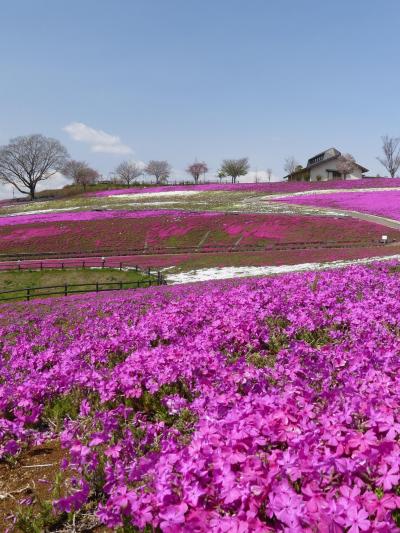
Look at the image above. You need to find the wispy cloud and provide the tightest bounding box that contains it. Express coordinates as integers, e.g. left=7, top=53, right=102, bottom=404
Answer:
left=63, top=122, right=133, bottom=155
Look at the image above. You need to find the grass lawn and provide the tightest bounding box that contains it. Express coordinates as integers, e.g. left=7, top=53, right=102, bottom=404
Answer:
left=0, top=267, right=156, bottom=302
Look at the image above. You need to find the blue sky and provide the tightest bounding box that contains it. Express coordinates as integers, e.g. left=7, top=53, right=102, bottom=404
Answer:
left=1, top=0, right=400, bottom=197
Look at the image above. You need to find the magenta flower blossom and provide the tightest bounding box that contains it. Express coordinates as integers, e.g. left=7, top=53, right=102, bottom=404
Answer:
left=92, top=177, right=400, bottom=197
left=273, top=189, right=400, bottom=221
left=159, top=503, right=188, bottom=530
left=344, top=505, right=370, bottom=533
left=1, top=262, right=400, bottom=529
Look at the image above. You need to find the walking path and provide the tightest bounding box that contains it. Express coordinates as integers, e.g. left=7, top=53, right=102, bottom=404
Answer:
left=258, top=199, right=400, bottom=231
left=340, top=210, right=400, bottom=231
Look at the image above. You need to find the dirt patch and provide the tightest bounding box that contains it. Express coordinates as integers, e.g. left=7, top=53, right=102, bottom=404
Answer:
left=0, top=441, right=110, bottom=532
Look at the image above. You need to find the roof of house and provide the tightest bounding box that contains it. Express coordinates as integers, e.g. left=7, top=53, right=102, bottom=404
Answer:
left=306, top=148, right=341, bottom=168
left=307, top=148, right=368, bottom=172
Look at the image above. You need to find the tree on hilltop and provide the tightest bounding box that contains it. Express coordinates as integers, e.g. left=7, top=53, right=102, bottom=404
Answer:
left=62, top=160, right=99, bottom=192
left=283, top=156, right=299, bottom=180
left=0, top=134, right=69, bottom=200
left=186, top=161, right=208, bottom=184
left=217, top=169, right=227, bottom=183
left=377, top=135, right=400, bottom=178
left=145, top=160, right=171, bottom=184
left=114, top=161, right=142, bottom=185
left=220, top=158, right=249, bottom=184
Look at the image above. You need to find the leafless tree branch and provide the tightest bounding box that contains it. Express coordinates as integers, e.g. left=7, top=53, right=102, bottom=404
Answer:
left=61, top=160, right=99, bottom=192
left=145, top=160, right=171, bottom=184
left=377, top=135, right=400, bottom=178
left=283, top=156, right=299, bottom=179
left=114, top=161, right=142, bottom=185
left=0, top=134, right=69, bottom=200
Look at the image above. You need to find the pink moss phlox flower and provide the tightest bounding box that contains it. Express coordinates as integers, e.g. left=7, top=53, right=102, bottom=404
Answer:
left=1, top=263, right=400, bottom=528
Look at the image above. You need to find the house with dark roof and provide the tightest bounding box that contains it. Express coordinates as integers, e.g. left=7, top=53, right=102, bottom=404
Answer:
left=285, top=148, right=369, bottom=182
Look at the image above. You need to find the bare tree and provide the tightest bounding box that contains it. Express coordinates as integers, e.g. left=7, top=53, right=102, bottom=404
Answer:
left=283, top=156, right=299, bottom=180
left=186, top=161, right=208, bottom=184
left=145, top=160, right=171, bottom=184
left=335, top=153, right=357, bottom=180
left=0, top=134, right=69, bottom=200
left=377, top=135, right=400, bottom=178
left=220, top=158, right=249, bottom=184
left=62, top=160, right=99, bottom=192
left=114, top=161, right=142, bottom=185
left=266, top=168, right=272, bottom=182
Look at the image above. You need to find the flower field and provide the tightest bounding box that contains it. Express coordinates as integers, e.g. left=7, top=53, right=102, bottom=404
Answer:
left=2, top=263, right=400, bottom=530
left=92, top=178, right=400, bottom=197
left=0, top=209, right=395, bottom=256
left=273, top=190, right=400, bottom=221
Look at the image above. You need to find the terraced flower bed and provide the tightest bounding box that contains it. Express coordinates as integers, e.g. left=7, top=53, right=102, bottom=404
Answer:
left=273, top=189, right=400, bottom=221
left=1, top=263, right=400, bottom=529
left=0, top=210, right=395, bottom=256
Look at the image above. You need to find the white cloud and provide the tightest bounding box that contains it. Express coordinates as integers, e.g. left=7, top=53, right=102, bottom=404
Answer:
left=36, top=172, right=70, bottom=191
left=63, top=122, right=133, bottom=155
left=0, top=172, right=70, bottom=201
left=0, top=182, right=16, bottom=200
left=129, top=159, right=146, bottom=170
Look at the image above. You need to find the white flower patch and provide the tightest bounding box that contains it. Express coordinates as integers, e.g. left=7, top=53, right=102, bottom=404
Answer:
left=166, top=254, right=400, bottom=284
left=266, top=186, right=400, bottom=200
left=108, top=191, right=201, bottom=199
left=4, top=207, right=81, bottom=217
left=128, top=201, right=182, bottom=206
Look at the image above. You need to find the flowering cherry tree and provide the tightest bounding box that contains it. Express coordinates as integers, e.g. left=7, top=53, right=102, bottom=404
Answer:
left=186, top=161, right=208, bottom=184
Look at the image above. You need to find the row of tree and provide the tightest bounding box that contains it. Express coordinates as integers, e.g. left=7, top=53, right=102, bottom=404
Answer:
left=91, top=158, right=252, bottom=187
left=0, top=134, right=256, bottom=199
left=2, top=133, right=400, bottom=200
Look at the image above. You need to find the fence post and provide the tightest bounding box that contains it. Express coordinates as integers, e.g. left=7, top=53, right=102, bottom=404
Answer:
left=27, top=288, right=30, bottom=301
left=83, top=261, right=85, bottom=269
left=120, top=281, right=123, bottom=290
left=157, top=271, right=161, bottom=284
left=135, top=265, right=138, bottom=272
left=64, top=284, right=68, bottom=296
left=148, top=267, right=151, bottom=276
left=61, top=262, right=64, bottom=270
left=119, top=262, right=122, bottom=271
left=40, top=262, right=43, bottom=271
left=96, top=282, right=99, bottom=293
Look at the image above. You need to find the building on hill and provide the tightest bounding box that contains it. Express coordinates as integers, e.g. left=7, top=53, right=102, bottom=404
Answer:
left=285, top=148, right=369, bottom=182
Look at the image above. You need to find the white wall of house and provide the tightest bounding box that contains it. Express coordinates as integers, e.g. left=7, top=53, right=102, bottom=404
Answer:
left=309, top=161, right=363, bottom=181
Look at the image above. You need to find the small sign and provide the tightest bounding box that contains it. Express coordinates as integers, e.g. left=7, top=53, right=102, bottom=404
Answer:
left=381, top=235, right=388, bottom=243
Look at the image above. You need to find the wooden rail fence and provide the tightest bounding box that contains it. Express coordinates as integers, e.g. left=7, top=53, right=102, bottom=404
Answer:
left=0, top=276, right=166, bottom=303
left=0, top=261, right=167, bottom=302
left=3, top=259, right=159, bottom=274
